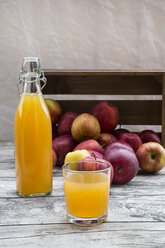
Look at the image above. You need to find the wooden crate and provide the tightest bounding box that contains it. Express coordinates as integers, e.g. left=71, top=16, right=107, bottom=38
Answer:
left=43, top=69, right=165, bottom=146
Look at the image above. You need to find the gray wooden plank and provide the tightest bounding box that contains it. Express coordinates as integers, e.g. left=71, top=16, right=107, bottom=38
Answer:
left=0, top=167, right=165, bottom=198
left=0, top=163, right=15, bottom=177
left=0, top=142, right=14, bottom=148
left=0, top=169, right=165, bottom=198
left=0, top=187, right=165, bottom=225
left=0, top=162, right=62, bottom=178
left=0, top=222, right=165, bottom=248
left=0, top=176, right=64, bottom=198
left=0, top=143, right=15, bottom=163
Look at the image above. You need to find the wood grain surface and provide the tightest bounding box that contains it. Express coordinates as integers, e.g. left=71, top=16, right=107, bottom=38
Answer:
left=44, top=69, right=165, bottom=75
left=43, top=75, right=162, bottom=95
left=0, top=142, right=165, bottom=247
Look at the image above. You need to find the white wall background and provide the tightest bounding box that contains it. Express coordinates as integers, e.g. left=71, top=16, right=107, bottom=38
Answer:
left=0, top=0, right=165, bottom=141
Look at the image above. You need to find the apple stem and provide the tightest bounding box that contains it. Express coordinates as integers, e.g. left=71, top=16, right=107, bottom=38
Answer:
left=92, top=152, right=97, bottom=160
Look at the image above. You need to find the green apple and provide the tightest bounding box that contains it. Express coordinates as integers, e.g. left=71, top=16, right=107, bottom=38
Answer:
left=64, top=149, right=91, bottom=170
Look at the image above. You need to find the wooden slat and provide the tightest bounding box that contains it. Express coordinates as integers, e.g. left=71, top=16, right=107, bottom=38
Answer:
left=0, top=176, right=64, bottom=198
left=0, top=163, right=15, bottom=177
left=43, top=75, right=162, bottom=95
left=0, top=169, right=165, bottom=198
left=47, top=95, right=162, bottom=101
left=0, top=163, right=62, bottom=178
left=1, top=186, right=165, bottom=226
left=56, top=100, right=161, bottom=125
left=0, top=223, right=165, bottom=248
left=0, top=143, right=14, bottom=163
left=44, top=69, right=165, bottom=76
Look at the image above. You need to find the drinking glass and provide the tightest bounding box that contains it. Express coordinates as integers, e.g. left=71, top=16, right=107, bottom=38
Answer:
left=62, top=160, right=111, bottom=226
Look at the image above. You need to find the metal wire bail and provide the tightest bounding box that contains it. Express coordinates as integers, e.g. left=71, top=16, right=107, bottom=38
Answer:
left=17, top=70, right=47, bottom=97
left=17, top=71, right=23, bottom=97
left=40, top=70, right=47, bottom=90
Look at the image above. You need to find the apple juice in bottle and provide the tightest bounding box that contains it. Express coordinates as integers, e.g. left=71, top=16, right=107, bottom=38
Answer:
left=15, top=57, right=52, bottom=197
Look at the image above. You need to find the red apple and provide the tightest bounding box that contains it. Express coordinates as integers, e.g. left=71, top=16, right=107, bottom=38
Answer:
left=98, top=158, right=114, bottom=184
left=104, top=140, right=134, bottom=157
left=71, top=113, right=100, bottom=142
left=119, top=133, right=142, bottom=152
left=96, top=159, right=115, bottom=183
left=136, top=142, right=165, bottom=173
left=111, top=128, right=130, bottom=139
left=78, top=157, right=114, bottom=183
left=97, top=133, right=117, bottom=148
left=98, top=159, right=114, bottom=184
left=45, top=98, right=62, bottom=125
left=52, top=135, right=77, bottom=166
left=87, top=150, right=104, bottom=159
left=77, top=157, right=97, bottom=171
left=73, top=139, right=104, bottom=154
left=90, top=101, right=119, bottom=133
left=52, top=149, right=57, bottom=167
left=105, top=147, right=139, bottom=184
left=58, top=112, right=78, bottom=135
left=138, top=130, right=161, bottom=144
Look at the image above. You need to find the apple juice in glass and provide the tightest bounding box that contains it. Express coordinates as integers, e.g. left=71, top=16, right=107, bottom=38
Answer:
left=62, top=160, right=111, bottom=226
left=14, top=57, right=52, bottom=197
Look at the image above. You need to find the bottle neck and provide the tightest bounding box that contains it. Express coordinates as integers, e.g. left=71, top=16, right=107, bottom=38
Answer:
left=22, top=79, right=41, bottom=95
left=18, top=57, right=47, bottom=97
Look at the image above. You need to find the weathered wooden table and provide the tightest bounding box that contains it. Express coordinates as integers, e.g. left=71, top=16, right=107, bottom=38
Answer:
left=0, top=142, right=165, bottom=247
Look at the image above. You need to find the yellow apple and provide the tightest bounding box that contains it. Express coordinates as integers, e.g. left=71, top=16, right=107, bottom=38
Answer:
left=64, top=149, right=91, bottom=170
left=64, top=149, right=90, bottom=164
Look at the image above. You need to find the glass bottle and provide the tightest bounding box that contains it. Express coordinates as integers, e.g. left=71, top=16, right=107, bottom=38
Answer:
left=15, top=57, right=52, bottom=197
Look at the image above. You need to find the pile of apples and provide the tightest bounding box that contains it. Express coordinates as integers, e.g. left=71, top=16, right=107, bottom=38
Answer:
left=45, top=99, right=165, bottom=185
